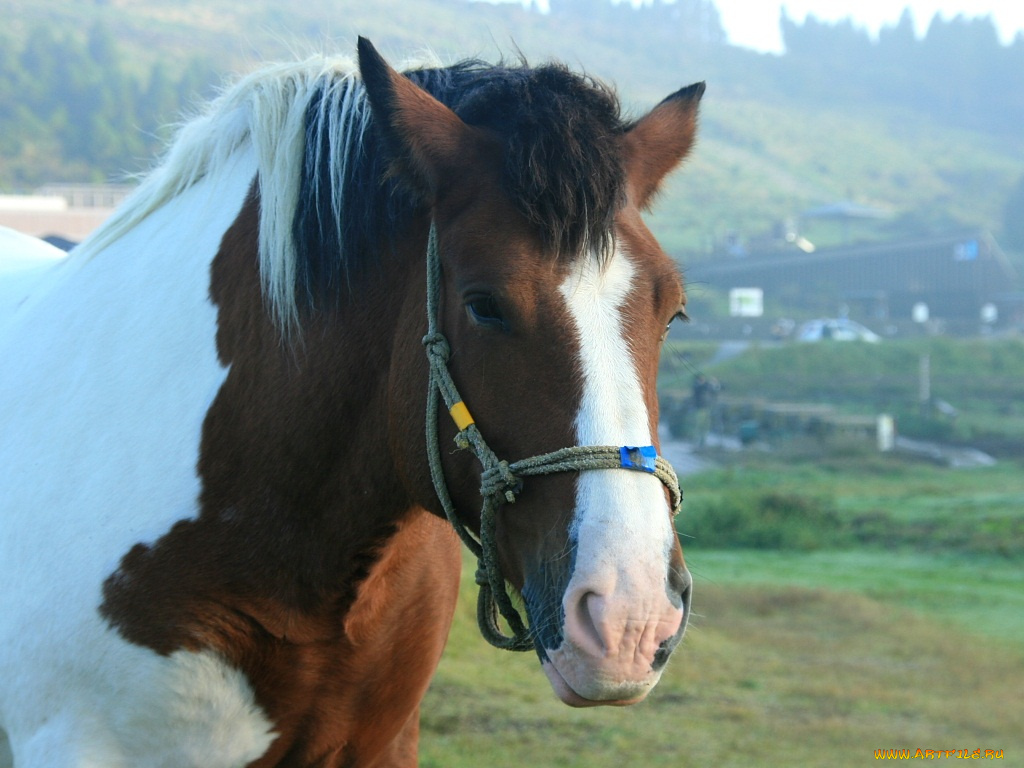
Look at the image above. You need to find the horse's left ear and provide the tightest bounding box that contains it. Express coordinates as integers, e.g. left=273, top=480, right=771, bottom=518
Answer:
left=622, top=82, right=706, bottom=209
left=357, top=37, right=474, bottom=198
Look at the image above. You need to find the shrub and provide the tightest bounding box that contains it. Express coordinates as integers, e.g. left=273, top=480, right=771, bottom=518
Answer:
left=680, top=490, right=843, bottom=550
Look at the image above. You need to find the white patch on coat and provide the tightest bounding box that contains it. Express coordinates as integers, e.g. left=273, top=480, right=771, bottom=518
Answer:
left=6, top=649, right=275, bottom=768
left=0, top=226, right=68, bottom=329
left=0, top=148, right=276, bottom=766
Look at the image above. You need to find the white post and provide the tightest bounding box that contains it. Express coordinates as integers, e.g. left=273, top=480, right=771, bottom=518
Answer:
left=877, top=414, right=895, bottom=452
left=919, top=354, right=931, bottom=412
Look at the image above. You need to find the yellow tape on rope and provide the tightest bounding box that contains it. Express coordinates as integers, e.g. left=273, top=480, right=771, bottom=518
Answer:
left=449, top=401, right=475, bottom=431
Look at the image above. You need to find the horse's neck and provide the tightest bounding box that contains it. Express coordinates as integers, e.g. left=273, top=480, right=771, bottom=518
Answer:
left=0, top=149, right=256, bottom=529
left=118, top=187, right=426, bottom=628
left=0, top=142, right=428, bottom=649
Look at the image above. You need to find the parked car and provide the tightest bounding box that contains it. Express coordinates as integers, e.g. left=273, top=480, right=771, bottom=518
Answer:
left=796, top=318, right=881, bottom=343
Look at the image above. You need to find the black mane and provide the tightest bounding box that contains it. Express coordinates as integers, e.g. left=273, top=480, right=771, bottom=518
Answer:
left=293, top=58, right=627, bottom=311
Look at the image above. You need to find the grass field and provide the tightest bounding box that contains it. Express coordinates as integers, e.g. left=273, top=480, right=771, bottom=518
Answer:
left=682, top=454, right=1024, bottom=557
left=690, top=550, right=1024, bottom=646
left=419, top=556, right=1023, bottom=767
left=418, top=441, right=1023, bottom=766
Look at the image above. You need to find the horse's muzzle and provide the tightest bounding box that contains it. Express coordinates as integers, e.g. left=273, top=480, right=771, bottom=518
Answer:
left=539, top=565, right=691, bottom=707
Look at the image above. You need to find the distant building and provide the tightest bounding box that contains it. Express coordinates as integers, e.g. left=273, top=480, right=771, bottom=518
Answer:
left=688, top=231, right=1020, bottom=329
left=0, top=184, right=132, bottom=245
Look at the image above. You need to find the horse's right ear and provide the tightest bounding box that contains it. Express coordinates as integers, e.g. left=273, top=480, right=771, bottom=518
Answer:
left=357, top=37, right=472, bottom=198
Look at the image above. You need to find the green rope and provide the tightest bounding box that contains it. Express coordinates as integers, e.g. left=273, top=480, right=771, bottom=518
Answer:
left=422, top=223, right=682, bottom=652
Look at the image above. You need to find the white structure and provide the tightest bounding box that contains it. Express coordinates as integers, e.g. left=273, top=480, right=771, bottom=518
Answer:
left=0, top=185, right=133, bottom=244
left=728, top=287, right=763, bottom=317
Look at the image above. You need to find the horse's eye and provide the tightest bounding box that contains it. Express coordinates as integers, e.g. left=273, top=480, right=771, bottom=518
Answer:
left=662, top=310, right=688, bottom=341
left=466, top=295, right=505, bottom=329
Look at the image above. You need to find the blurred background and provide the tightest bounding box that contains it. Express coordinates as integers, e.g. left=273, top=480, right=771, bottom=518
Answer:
left=1, top=1, right=1020, bottom=764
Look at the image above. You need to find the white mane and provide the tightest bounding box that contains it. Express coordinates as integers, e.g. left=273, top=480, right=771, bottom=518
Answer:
left=74, top=53, right=436, bottom=331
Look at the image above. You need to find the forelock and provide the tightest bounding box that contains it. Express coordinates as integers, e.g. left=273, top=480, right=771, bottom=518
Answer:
left=419, top=62, right=627, bottom=260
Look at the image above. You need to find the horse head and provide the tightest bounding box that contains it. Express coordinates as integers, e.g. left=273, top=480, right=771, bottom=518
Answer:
left=358, top=39, right=704, bottom=707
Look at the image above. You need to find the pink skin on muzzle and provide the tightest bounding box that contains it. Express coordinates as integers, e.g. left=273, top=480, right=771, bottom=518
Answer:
left=542, top=587, right=685, bottom=706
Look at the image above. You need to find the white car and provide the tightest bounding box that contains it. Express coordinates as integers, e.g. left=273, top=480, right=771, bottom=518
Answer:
left=796, top=318, right=881, bottom=343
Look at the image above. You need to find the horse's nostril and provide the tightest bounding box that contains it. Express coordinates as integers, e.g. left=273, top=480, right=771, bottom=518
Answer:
left=652, top=569, right=692, bottom=672
left=652, top=643, right=672, bottom=670
left=668, top=565, right=692, bottom=608
left=570, top=591, right=607, bottom=657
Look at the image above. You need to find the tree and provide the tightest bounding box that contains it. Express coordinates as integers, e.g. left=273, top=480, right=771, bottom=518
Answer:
left=774, top=7, right=1023, bottom=136
left=0, top=21, right=219, bottom=188
left=18, top=26, right=62, bottom=117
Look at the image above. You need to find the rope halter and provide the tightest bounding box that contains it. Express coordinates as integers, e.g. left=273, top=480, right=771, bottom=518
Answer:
left=422, top=223, right=683, bottom=652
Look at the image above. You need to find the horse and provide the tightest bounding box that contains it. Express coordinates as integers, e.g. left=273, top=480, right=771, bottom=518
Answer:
left=0, top=38, right=704, bottom=767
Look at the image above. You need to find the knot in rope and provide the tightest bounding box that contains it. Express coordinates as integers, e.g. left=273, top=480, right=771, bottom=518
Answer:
left=480, top=459, right=522, bottom=504
left=422, top=332, right=450, bottom=363
left=474, top=566, right=489, bottom=587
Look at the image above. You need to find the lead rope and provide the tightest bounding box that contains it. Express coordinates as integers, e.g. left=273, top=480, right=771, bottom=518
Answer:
left=422, top=223, right=682, bottom=652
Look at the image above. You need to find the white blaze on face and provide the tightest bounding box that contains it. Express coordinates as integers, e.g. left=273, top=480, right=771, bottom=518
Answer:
left=552, top=247, right=680, bottom=703
left=561, top=249, right=650, bottom=452
left=559, top=247, right=674, bottom=566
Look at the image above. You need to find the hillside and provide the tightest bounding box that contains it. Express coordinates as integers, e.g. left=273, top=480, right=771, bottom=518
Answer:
left=2, top=0, right=1022, bottom=258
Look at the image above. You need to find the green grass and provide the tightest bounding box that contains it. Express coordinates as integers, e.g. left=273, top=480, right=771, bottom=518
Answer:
left=680, top=455, right=1024, bottom=557
left=419, top=557, right=1024, bottom=767
left=674, top=450, right=1024, bottom=646
left=688, top=550, right=1024, bottom=647
left=419, top=440, right=1024, bottom=765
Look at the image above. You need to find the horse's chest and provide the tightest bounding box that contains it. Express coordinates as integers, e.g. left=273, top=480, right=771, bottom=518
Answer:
left=239, top=515, right=462, bottom=767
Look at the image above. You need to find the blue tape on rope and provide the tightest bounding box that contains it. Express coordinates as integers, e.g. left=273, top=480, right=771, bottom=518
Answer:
left=619, top=445, right=658, bottom=473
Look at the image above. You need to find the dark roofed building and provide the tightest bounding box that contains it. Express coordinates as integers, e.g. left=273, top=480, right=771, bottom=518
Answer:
left=688, top=231, right=1020, bottom=327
